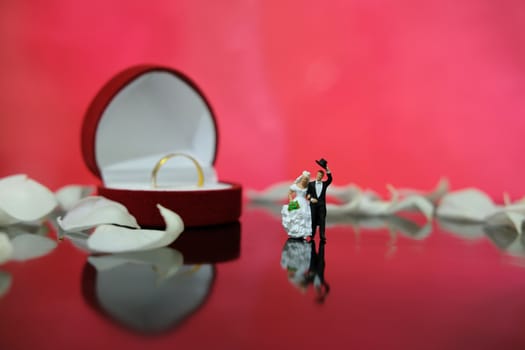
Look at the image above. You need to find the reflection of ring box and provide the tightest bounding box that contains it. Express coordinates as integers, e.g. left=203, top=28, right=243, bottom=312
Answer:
left=81, top=223, right=240, bottom=333
left=173, top=222, right=241, bottom=264
left=82, top=65, right=242, bottom=227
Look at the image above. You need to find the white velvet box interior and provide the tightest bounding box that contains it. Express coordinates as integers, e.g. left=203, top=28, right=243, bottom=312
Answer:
left=95, top=71, right=231, bottom=191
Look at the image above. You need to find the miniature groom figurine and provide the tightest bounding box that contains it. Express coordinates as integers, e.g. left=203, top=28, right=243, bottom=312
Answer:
left=307, top=158, right=332, bottom=241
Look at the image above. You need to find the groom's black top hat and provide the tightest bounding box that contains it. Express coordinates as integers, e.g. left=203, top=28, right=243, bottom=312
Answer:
left=315, top=158, right=328, bottom=169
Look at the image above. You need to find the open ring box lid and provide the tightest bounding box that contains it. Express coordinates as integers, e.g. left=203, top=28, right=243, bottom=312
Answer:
left=82, top=65, right=242, bottom=228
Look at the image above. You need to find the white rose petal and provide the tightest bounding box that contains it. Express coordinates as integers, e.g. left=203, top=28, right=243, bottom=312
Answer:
left=0, top=271, right=12, bottom=298
left=387, top=195, right=434, bottom=220
left=436, top=189, right=498, bottom=222
left=87, top=204, right=184, bottom=253
left=57, top=196, right=139, bottom=232
left=328, top=185, right=433, bottom=219
left=396, top=178, right=449, bottom=204
left=55, top=185, right=95, bottom=211
left=0, top=233, right=13, bottom=264
left=246, top=182, right=293, bottom=202
left=327, top=192, right=368, bottom=216
left=0, top=174, right=57, bottom=226
left=354, top=196, right=392, bottom=216
left=10, top=234, right=57, bottom=261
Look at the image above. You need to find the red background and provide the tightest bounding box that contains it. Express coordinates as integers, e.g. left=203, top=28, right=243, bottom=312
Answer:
left=1, top=0, right=525, bottom=196
left=2, top=2, right=525, bottom=348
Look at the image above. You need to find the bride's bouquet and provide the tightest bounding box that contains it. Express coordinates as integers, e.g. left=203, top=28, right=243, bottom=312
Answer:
left=288, top=200, right=300, bottom=211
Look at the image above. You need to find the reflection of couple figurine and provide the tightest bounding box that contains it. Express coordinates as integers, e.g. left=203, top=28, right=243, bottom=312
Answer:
left=281, top=159, right=333, bottom=241
left=280, top=238, right=330, bottom=303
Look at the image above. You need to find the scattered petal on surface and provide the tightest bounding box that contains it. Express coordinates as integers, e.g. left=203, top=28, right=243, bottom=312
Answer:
left=326, top=193, right=367, bottom=216
left=386, top=216, right=433, bottom=240
left=87, top=204, right=184, bottom=253
left=0, top=174, right=57, bottom=226
left=330, top=186, right=380, bottom=203
left=0, top=232, right=13, bottom=264
left=327, top=186, right=433, bottom=220
left=0, top=271, right=12, bottom=298
left=246, top=182, right=293, bottom=202
left=502, top=201, right=525, bottom=215
left=354, top=196, right=392, bottom=216
left=396, top=178, right=449, bottom=204
left=57, top=196, right=139, bottom=232
left=387, top=195, right=434, bottom=220
left=88, top=247, right=184, bottom=281
left=55, top=185, right=95, bottom=211
left=247, top=182, right=377, bottom=203
left=10, top=234, right=57, bottom=261
left=436, top=189, right=498, bottom=222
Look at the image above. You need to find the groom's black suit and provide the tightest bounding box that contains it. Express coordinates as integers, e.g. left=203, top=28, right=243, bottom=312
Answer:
left=307, top=171, right=332, bottom=240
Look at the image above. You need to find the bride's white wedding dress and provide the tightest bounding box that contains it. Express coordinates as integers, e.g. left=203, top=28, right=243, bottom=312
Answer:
left=281, top=184, right=312, bottom=239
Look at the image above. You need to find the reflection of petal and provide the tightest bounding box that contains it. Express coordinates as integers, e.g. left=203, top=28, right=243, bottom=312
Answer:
left=485, top=212, right=525, bottom=235
left=3, top=223, right=49, bottom=238
left=339, top=216, right=389, bottom=230
left=10, top=234, right=57, bottom=261
left=437, top=219, right=485, bottom=240
left=55, top=185, right=95, bottom=211
left=0, top=271, right=12, bottom=298
left=87, top=205, right=184, bottom=253
left=436, top=189, right=497, bottom=222
left=503, top=212, right=525, bottom=234
left=386, top=216, right=432, bottom=240
left=505, top=239, right=525, bottom=257
left=57, top=196, right=139, bottom=232
left=483, top=221, right=525, bottom=257
left=484, top=215, right=519, bottom=250
left=0, top=233, right=13, bottom=264
left=88, top=248, right=184, bottom=281
left=64, top=231, right=91, bottom=253
left=326, top=195, right=364, bottom=216
left=0, top=174, right=57, bottom=225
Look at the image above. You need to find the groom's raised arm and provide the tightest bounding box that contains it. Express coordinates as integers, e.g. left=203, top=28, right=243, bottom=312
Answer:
left=325, top=167, right=333, bottom=186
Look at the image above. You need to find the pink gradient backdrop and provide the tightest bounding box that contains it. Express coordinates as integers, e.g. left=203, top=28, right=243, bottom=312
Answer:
left=1, top=0, right=525, bottom=198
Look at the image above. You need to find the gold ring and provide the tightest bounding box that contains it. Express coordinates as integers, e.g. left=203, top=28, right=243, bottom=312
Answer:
left=151, top=153, right=205, bottom=188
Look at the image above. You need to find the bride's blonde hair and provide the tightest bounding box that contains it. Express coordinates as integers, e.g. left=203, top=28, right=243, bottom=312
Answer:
left=295, top=170, right=310, bottom=184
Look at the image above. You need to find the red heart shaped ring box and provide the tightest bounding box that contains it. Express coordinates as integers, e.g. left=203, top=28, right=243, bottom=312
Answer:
left=82, top=65, right=242, bottom=228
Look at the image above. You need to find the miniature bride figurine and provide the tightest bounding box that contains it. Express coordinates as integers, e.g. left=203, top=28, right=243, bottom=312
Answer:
left=281, top=171, right=312, bottom=240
